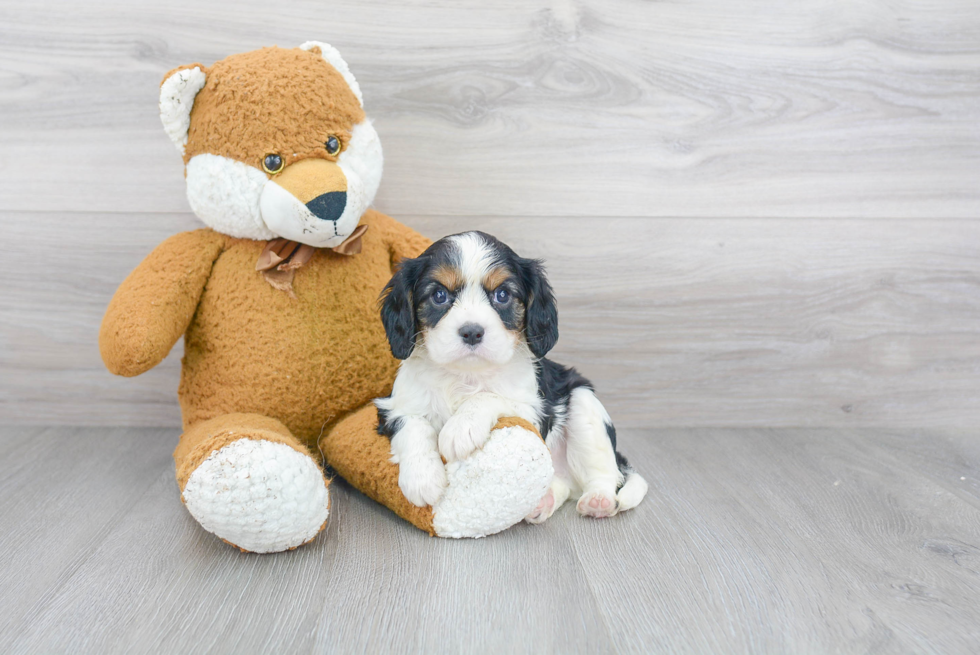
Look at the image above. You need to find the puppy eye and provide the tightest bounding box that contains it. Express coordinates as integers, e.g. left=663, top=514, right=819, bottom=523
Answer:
left=262, top=154, right=284, bottom=175
left=493, top=288, right=511, bottom=304
left=325, top=136, right=341, bottom=156
left=432, top=288, right=449, bottom=305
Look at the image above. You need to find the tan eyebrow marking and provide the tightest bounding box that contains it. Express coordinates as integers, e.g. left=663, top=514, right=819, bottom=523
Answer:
left=432, top=264, right=463, bottom=291
left=482, top=266, right=511, bottom=291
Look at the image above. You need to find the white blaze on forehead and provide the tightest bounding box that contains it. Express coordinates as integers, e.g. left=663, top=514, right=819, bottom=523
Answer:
left=448, top=232, right=498, bottom=287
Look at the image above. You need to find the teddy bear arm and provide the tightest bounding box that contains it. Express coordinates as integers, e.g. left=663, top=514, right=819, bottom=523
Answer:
left=99, top=229, right=226, bottom=377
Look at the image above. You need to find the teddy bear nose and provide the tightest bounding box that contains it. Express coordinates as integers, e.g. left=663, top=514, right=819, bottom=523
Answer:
left=305, top=191, right=347, bottom=221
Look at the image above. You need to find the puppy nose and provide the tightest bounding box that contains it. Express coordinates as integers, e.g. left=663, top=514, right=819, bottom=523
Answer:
left=458, top=323, right=484, bottom=346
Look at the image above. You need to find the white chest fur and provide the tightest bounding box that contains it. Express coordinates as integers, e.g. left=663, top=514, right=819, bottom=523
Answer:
left=387, top=346, right=543, bottom=432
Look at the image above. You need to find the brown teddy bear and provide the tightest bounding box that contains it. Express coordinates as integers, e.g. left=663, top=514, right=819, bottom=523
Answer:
left=99, top=43, right=552, bottom=553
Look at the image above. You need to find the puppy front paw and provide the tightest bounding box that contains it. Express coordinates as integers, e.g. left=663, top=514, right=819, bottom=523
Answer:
left=438, top=412, right=493, bottom=462
left=397, top=454, right=447, bottom=507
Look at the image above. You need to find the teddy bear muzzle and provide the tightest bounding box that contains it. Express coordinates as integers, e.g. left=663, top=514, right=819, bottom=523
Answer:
left=259, top=157, right=358, bottom=248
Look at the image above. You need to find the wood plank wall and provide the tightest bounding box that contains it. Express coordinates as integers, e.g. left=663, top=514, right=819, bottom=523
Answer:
left=1, top=0, right=978, bottom=428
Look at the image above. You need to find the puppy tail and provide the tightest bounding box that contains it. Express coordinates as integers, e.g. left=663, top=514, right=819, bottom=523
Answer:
left=616, top=471, right=648, bottom=512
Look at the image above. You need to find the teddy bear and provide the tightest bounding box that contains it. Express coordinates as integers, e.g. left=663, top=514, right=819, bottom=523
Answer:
left=99, top=42, right=552, bottom=553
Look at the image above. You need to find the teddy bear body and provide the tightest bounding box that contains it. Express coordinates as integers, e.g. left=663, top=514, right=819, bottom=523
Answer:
left=176, top=212, right=418, bottom=448
left=100, top=43, right=552, bottom=553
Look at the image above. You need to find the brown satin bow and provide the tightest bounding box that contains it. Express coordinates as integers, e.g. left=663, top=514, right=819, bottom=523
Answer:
left=256, top=224, right=369, bottom=296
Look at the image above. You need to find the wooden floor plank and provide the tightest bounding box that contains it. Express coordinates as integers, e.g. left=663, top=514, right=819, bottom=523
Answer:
left=568, top=428, right=980, bottom=653
left=2, top=426, right=979, bottom=653
left=0, top=427, right=174, bottom=652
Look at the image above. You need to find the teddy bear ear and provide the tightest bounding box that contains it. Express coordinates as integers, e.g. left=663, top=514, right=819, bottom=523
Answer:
left=159, top=64, right=208, bottom=155
left=299, top=41, right=364, bottom=107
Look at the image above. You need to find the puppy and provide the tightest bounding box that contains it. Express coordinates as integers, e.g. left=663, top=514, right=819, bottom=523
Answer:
left=375, top=231, right=648, bottom=522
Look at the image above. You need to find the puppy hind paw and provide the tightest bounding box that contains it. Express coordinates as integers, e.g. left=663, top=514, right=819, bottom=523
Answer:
left=524, top=488, right=556, bottom=525
left=398, top=454, right=448, bottom=507
left=576, top=490, right=619, bottom=519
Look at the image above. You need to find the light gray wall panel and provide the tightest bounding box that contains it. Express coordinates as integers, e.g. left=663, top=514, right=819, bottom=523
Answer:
left=0, top=0, right=977, bottom=218
left=3, top=212, right=977, bottom=428
left=1, top=0, right=977, bottom=427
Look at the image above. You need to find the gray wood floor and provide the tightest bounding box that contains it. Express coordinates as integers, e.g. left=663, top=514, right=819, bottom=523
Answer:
left=2, top=425, right=979, bottom=654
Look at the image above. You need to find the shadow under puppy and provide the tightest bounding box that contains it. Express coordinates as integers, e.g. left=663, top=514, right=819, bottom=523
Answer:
left=376, top=231, right=647, bottom=522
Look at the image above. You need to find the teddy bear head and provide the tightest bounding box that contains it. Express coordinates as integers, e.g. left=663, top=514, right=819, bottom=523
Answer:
left=159, top=42, right=382, bottom=248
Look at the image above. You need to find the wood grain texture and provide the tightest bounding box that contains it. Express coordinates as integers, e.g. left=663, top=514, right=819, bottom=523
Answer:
left=2, top=212, right=978, bottom=428
left=1, top=426, right=978, bottom=653
left=0, top=0, right=978, bottom=218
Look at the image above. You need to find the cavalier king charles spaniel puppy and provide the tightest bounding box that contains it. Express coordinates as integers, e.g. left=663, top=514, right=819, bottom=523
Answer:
left=375, top=231, right=647, bottom=523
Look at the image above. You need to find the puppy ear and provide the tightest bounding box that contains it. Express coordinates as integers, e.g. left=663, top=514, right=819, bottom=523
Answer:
left=519, top=258, right=559, bottom=358
left=159, top=64, right=207, bottom=155
left=379, top=257, right=424, bottom=359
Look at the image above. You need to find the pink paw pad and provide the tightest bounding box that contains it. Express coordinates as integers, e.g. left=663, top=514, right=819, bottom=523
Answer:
left=577, top=491, right=619, bottom=518
left=525, top=489, right=556, bottom=524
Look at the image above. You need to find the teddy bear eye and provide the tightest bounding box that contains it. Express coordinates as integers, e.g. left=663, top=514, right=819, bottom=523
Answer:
left=325, top=136, right=341, bottom=156
left=262, top=154, right=284, bottom=175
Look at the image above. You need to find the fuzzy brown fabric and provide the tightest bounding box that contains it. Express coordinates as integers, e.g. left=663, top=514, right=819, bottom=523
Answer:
left=100, top=229, right=226, bottom=377
left=256, top=224, right=369, bottom=295
left=176, top=46, right=366, bottom=171
left=491, top=416, right=543, bottom=441
left=101, top=209, right=430, bottom=454
left=320, top=404, right=436, bottom=535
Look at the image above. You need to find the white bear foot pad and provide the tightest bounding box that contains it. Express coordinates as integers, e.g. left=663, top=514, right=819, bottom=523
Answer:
left=182, top=438, right=330, bottom=553
left=432, top=426, right=554, bottom=539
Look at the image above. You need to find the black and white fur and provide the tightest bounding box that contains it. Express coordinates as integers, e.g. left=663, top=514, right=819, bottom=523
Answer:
left=375, top=231, right=647, bottom=522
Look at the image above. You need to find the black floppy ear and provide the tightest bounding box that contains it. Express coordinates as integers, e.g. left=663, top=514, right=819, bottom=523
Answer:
left=518, top=257, right=559, bottom=358
left=379, top=257, right=425, bottom=359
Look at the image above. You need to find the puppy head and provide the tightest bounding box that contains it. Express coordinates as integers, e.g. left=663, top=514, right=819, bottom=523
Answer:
left=380, top=232, right=558, bottom=368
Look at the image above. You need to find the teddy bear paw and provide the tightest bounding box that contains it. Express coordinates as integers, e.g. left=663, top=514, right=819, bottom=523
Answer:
left=432, top=425, right=553, bottom=538
left=182, top=438, right=330, bottom=553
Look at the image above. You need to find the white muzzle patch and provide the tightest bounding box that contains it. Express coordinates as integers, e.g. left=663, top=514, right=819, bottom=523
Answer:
left=259, top=180, right=355, bottom=248
left=184, top=120, right=383, bottom=246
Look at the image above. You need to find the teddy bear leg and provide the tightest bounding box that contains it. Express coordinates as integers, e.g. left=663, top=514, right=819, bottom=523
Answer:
left=322, top=406, right=553, bottom=538
left=319, top=404, right=438, bottom=534
left=174, top=413, right=330, bottom=553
